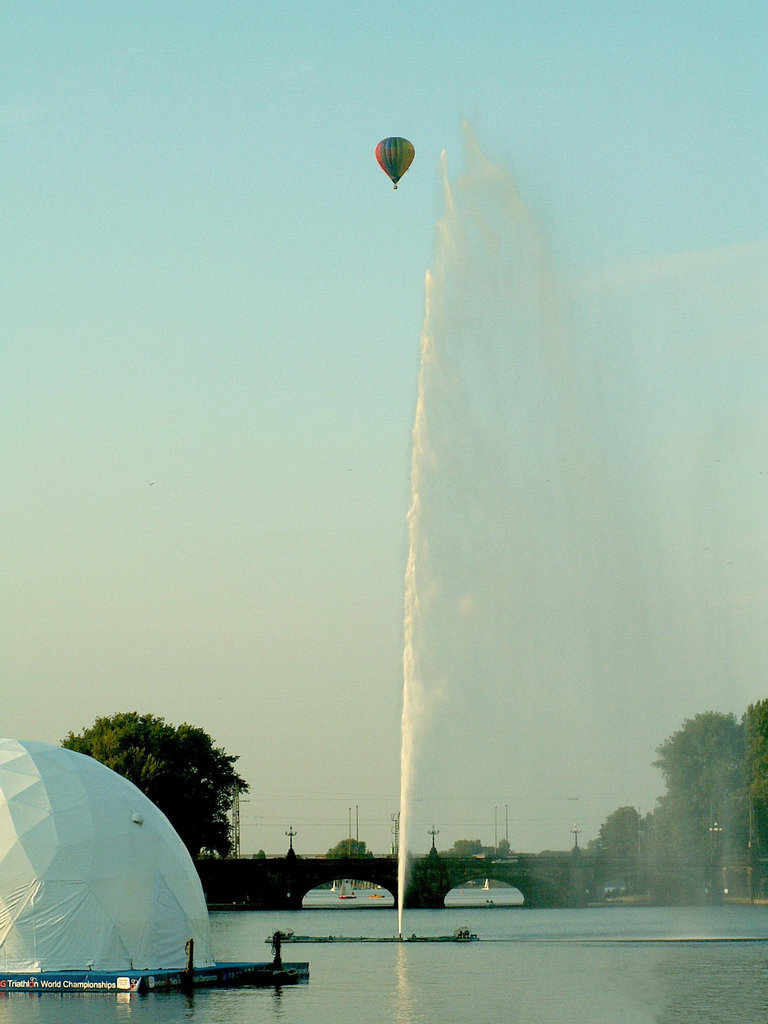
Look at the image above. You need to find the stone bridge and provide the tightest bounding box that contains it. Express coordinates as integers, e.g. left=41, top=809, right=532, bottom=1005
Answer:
left=196, top=849, right=594, bottom=910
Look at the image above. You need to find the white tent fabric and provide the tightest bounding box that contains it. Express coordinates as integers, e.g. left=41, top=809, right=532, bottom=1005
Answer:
left=0, top=738, right=215, bottom=972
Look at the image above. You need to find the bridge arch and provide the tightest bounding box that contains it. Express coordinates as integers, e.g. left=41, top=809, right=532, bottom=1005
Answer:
left=444, top=875, right=524, bottom=906
left=195, top=851, right=587, bottom=910
left=288, top=857, right=399, bottom=905
left=406, top=854, right=577, bottom=909
left=302, top=877, right=395, bottom=907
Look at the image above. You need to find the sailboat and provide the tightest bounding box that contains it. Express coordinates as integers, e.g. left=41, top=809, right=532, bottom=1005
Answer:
left=338, top=879, right=356, bottom=900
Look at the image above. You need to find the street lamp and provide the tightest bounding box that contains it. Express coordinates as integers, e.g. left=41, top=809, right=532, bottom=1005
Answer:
left=708, top=821, right=723, bottom=898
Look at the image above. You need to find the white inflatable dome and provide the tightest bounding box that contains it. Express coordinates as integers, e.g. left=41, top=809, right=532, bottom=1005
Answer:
left=0, top=738, right=215, bottom=972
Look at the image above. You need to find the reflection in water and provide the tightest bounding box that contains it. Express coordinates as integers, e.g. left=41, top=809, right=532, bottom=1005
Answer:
left=394, top=942, right=418, bottom=1024
left=268, top=984, right=287, bottom=1020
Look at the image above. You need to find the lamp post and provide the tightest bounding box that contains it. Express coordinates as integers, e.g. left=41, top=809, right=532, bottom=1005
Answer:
left=428, top=825, right=439, bottom=852
left=709, top=822, right=723, bottom=900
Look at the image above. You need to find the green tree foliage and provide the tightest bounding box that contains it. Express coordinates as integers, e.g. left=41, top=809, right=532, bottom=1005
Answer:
left=591, top=806, right=642, bottom=893
left=596, top=806, right=640, bottom=859
left=654, top=711, right=745, bottom=838
left=443, top=839, right=491, bottom=858
left=62, top=712, right=248, bottom=858
left=651, top=711, right=746, bottom=899
left=442, top=838, right=511, bottom=857
left=745, top=700, right=768, bottom=853
left=325, top=838, right=372, bottom=858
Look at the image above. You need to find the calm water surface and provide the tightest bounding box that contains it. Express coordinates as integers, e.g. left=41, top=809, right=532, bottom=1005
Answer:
left=4, top=906, right=768, bottom=1024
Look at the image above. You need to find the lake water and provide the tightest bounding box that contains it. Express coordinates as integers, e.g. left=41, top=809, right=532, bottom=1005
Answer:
left=4, top=906, right=768, bottom=1023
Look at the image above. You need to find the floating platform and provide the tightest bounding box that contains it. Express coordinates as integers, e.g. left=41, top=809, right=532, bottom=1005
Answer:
left=0, top=961, right=309, bottom=994
left=269, top=929, right=477, bottom=944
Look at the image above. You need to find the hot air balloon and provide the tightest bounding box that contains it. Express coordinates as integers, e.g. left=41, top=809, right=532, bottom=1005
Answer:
left=375, top=137, right=415, bottom=190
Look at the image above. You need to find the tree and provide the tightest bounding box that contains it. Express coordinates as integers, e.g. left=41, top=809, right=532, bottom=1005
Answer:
left=651, top=711, right=746, bottom=899
left=62, top=712, right=248, bottom=858
left=744, top=700, right=768, bottom=854
left=591, top=806, right=642, bottom=894
left=326, top=838, right=372, bottom=858
left=443, top=839, right=490, bottom=858
left=596, top=807, right=640, bottom=859
left=654, top=711, right=745, bottom=839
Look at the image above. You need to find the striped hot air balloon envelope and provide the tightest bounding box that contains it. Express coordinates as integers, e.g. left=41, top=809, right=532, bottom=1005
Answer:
left=375, top=137, right=415, bottom=189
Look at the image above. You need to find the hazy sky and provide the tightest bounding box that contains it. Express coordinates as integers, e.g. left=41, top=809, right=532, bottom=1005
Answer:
left=3, top=2, right=767, bottom=857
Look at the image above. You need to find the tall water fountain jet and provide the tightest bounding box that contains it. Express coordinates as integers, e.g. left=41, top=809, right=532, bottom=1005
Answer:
left=398, top=128, right=571, bottom=931
left=398, top=126, right=768, bottom=933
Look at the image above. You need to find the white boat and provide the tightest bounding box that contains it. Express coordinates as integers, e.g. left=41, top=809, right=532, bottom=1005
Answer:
left=338, top=879, right=356, bottom=900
